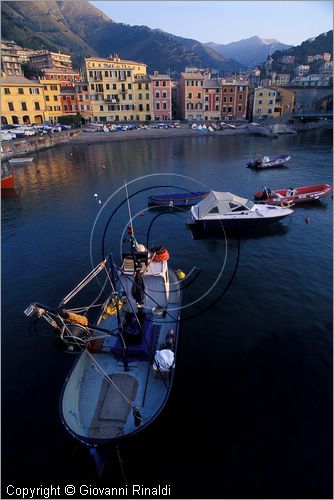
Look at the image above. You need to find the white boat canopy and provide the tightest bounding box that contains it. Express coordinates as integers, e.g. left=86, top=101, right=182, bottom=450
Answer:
left=192, top=190, right=254, bottom=218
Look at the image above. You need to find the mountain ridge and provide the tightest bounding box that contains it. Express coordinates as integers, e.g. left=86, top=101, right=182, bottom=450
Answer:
left=1, top=0, right=244, bottom=75
left=205, top=35, right=292, bottom=67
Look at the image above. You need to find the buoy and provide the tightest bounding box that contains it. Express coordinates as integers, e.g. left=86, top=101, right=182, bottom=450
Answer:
left=305, top=216, right=311, bottom=223
left=176, top=269, right=186, bottom=280
left=94, top=193, right=98, bottom=197
left=140, top=211, right=145, bottom=216
left=98, top=200, right=102, bottom=204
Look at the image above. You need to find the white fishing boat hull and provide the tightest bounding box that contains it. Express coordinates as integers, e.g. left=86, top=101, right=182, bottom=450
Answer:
left=60, top=268, right=181, bottom=446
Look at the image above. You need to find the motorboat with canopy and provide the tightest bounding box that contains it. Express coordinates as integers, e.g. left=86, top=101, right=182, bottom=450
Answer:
left=187, top=190, right=293, bottom=237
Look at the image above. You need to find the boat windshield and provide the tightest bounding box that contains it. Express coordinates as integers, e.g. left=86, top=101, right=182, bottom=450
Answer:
left=229, top=200, right=254, bottom=211
left=245, top=200, right=254, bottom=209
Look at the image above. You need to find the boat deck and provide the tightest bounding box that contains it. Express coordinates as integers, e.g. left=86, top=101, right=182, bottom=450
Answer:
left=61, top=268, right=181, bottom=443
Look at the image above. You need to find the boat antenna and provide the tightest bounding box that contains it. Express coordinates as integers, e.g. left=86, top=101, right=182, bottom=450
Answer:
left=124, top=179, right=136, bottom=244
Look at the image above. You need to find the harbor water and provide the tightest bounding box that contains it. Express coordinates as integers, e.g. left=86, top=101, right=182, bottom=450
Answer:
left=2, top=129, right=332, bottom=498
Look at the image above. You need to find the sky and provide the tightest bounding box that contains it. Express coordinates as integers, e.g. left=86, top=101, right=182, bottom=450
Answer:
left=90, top=1, right=332, bottom=46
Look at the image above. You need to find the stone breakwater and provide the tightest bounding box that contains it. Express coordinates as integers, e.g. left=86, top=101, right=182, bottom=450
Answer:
left=1, top=129, right=81, bottom=160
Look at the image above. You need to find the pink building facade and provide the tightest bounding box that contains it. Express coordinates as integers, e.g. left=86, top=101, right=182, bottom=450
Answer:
left=150, top=71, right=172, bottom=120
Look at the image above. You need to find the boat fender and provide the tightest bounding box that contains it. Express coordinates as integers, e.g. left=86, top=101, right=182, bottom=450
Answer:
left=102, top=299, right=123, bottom=319
left=62, top=310, right=88, bottom=327
left=152, top=248, right=170, bottom=262
left=176, top=269, right=186, bottom=280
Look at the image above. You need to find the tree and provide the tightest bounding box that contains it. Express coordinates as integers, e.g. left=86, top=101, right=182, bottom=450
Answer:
left=57, top=113, right=82, bottom=126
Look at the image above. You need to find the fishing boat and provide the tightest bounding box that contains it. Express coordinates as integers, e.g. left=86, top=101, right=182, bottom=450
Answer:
left=1, top=167, right=14, bottom=189
left=247, top=153, right=291, bottom=169
left=187, top=190, right=293, bottom=237
left=148, top=191, right=209, bottom=207
left=254, top=184, right=333, bottom=205
left=24, top=215, right=182, bottom=446
left=8, top=157, right=34, bottom=164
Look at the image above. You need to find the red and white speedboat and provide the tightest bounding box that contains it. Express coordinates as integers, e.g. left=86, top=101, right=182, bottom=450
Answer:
left=254, top=184, right=332, bottom=205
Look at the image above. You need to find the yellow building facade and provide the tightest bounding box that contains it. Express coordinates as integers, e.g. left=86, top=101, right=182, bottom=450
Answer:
left=85, top=55, right=150, bottom=122
left=133, top=76, right=153, bottom=121
left=271, top=86, right=295, bottom=118
left=40, top=78, right=63, bottom=124
left=1, top=76, right=49, bottom=125
left=252, top=87, right=277, bottom=118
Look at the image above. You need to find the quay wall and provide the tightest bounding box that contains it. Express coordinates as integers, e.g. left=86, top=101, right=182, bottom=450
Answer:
left=1, top=129, right=81, bottom=160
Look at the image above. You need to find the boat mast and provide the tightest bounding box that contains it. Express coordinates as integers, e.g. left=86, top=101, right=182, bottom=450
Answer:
left=124, top=179, right=136, bottom=246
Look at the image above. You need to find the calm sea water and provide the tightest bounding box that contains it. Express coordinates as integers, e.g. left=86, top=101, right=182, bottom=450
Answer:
left=2, top=129, right=333, bottom=499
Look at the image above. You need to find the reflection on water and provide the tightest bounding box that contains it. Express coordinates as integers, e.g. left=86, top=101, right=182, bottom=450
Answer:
left=2, top=129, right=333, bottom=498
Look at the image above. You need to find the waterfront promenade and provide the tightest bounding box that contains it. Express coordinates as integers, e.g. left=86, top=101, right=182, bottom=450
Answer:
left=2, top=120, right=331, bottom=160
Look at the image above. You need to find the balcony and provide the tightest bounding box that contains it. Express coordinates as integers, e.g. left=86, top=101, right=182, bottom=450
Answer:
left=104, top=97, right=119, bottom=103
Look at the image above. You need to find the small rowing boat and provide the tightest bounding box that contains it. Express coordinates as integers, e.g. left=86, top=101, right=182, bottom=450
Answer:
left=8, top=157, right=34, bottom=164
left=148, top=191, right=209, bottom=207
left=254, top=184, right=333, bottom=205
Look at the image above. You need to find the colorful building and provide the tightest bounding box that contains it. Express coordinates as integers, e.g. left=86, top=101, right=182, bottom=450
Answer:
left=271, top=86, right=295, bottom=117
left=41, top=68, right=81, bottom=86
left=133, top=76, right=152, bottom=121
left=221, top=79, right=248, bottom=121
left=252, top=87, right=277, bottom=119
left=85, top=55, right=148, bottom=122
left=271, top=73, right=291, bottom=86
left=295, top=65, right=310, bottom=76
left=40, top=78, right=63, bottom=124
left=178, top=70, right=205, bottom=121
left=75, top=82, right=93, bottom=122
left=203, top=78, right=221, bottom=121
left=29, top=50, right=72, bottom=71
left=150, top=71, right=172, bottom=121
left=1, top=43, right=23, bottom=77
left=1, top=76, right=49, bottom=125
left=178, top=69, right=248, bottom=122
left=60, top=86, right=79, bottom=115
